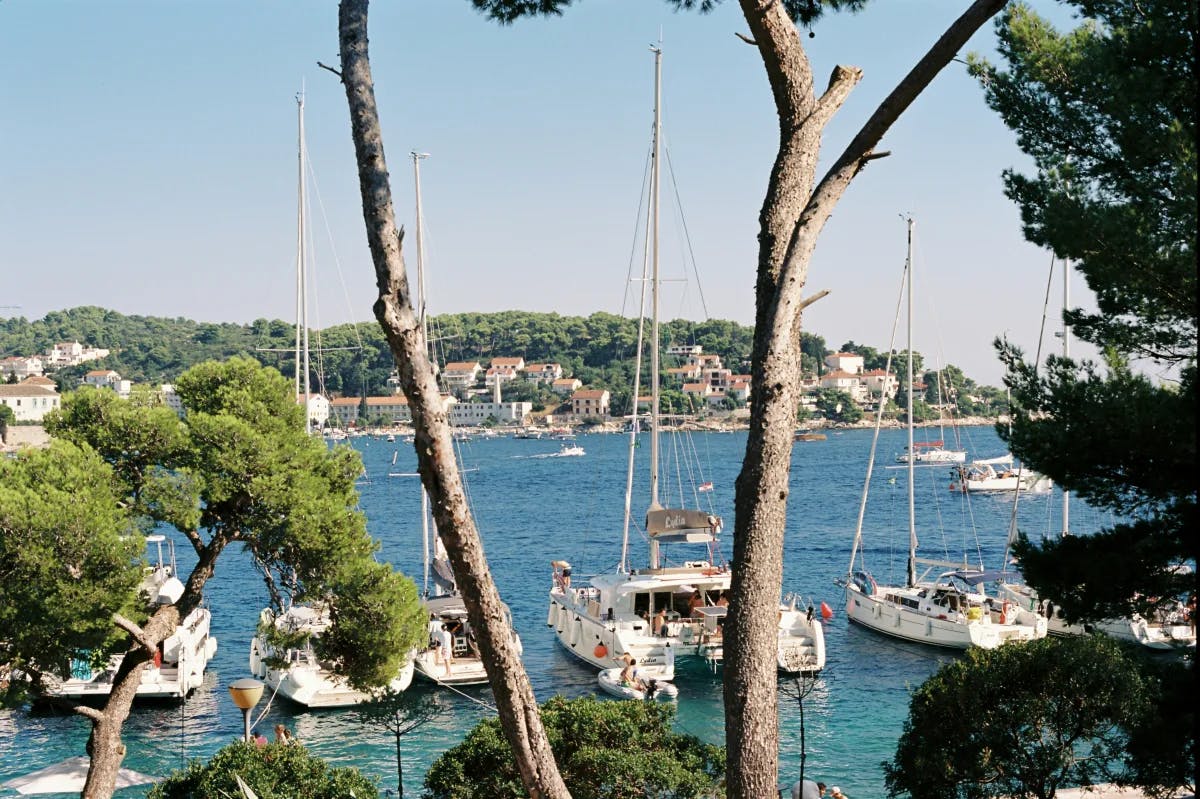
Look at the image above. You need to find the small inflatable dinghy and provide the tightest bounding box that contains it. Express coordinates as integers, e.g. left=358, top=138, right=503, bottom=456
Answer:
left=597, top=668, right=679, bottom=701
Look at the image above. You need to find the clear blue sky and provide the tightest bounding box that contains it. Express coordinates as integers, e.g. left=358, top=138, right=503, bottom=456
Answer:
left=0, top=1, right=1090, bottom=385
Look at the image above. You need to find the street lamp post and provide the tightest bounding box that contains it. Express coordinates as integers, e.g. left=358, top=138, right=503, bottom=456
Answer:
left=228, top=678, right=265, bottom=742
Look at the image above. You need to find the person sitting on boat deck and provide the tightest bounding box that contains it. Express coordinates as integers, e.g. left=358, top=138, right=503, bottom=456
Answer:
left=619, top=658, right=646, bottom=692
left=652, top=607, right=667, bottom=636
left=551, top=560, right=572, bottom=591
left=688, top=589, right=705, bottom=617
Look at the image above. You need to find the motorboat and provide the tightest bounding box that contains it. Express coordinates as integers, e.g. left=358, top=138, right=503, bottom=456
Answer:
left=44, top=535, right=218, bottom=701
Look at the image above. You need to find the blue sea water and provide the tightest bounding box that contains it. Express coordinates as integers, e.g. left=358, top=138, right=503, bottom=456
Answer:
left=0, top=425, right=1088, bottom=797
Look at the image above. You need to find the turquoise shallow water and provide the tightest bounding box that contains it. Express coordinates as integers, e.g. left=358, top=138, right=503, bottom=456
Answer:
left=0, top=426, right=1083, bottom=797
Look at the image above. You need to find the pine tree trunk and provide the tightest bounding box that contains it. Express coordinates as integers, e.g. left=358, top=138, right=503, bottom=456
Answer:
left=335, top=3, right=570, bottom=797
left=79, top=609, right=178, bottom=798
left=723, top=2, right=1008, bottom=796
left=78, top=539, right=225, bottom=798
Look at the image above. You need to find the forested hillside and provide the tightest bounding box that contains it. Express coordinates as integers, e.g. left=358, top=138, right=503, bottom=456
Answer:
left=0, top=307, right=1001, bottom=417
left=0, top=307, right=769, bottom=397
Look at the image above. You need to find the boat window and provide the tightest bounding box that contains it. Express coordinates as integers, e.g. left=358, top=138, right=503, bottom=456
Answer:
left=633, top=592, right=650, bottom=619
left=653, top=591, right=673, bottom=614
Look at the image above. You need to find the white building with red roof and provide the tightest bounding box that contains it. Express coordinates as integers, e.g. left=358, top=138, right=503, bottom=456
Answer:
left=0, top=380, right=60, bottom=422
left=570, top=388, right=610, bottom=418
left=824, top=351, right=864, bottom=375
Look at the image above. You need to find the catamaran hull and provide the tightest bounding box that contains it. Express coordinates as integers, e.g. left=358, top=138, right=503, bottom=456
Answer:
left=548, top=586, right=825, bottom=675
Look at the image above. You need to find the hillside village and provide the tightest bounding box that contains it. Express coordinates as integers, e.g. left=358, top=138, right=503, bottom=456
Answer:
left=0, top=337, right=944, bottom=437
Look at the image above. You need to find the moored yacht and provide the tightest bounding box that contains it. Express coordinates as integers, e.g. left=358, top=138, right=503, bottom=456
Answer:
left=951, top=454, right=1052, bottom=494
left=548, top=47, right=824, bottom=682
left=405, top=150, right=522, bottom=687
left=249, top=605, right=414, bottom=707
left=896, top=440, right=966, bottom=463
left=44, top=535, right=218, bottom=701
left=842, top=217, right=1046, bottom=650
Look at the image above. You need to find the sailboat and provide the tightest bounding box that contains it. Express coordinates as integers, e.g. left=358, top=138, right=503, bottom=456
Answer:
left=405, top=152, right=522, bottom=686
left=44, top=535, right=217, bottom=701
left=248, top=92, right=415, bottom=706
left=547, top=47, right=825, bottom=683
left=995, top=260, right=1195, bottom=650
left=842, top=217, right=1047, bottom=649
left=950, top=453, right=1053, bottom=494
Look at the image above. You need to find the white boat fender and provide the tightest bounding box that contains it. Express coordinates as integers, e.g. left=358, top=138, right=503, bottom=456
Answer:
left=569, top=618, right=581, bottom=648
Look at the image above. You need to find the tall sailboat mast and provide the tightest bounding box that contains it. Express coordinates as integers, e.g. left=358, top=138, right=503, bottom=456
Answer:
left=648, top=45, right=664, bottom=570
left=905, top=217, right=917, bottom=589
left=1061, top=260, right=1070, bottom=537
left=412, top=151, right=433, bottom=598
left=295, top=89, right=312, bottom=433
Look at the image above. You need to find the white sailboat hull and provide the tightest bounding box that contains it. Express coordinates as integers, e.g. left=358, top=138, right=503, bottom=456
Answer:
left=998, top=583, right=1196, bottom=650
left=897, top=449, right=967, bottom=464
left=959, top=474, right=1052, bottom=494
left=845, top=583, right=1045, bottom=650
left=248, top=606, right=415, bottom=707
left=413, top=650, right=491, bottom=685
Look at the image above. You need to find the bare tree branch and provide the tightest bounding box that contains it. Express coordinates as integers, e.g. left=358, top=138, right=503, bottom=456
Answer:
left=317, top=60, right=344, bottom=80
left=112, top=614, right=156, bottom=656
left=798, top=289, right=830, bottom=312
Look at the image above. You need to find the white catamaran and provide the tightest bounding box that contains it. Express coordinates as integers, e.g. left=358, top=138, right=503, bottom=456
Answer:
left=842, top=217, right=1047, bottom=650
left=547, top=47, right=825, bottom=684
